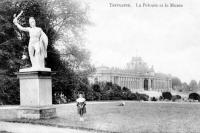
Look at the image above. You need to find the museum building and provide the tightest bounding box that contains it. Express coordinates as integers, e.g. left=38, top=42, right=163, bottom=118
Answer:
left=90, top=57, right=172, bottom=92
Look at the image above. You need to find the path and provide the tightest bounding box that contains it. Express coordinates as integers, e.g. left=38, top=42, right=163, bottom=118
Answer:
left=0, top=121, right=93, bottom=133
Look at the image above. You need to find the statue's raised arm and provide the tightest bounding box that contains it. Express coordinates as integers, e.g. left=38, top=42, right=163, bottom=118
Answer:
left=14, top=10, right=23, bottom=20
left=13, top=11, right=29, bottom=32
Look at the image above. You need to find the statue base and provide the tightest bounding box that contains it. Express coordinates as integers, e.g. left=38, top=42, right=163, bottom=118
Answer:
left=16, top=70, right=56, bottom=119
left=17, top=106, right=56, bottom=119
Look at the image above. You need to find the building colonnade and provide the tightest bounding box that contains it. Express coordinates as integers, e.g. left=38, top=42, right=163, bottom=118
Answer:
left=111, top=76, right=172, bottom=92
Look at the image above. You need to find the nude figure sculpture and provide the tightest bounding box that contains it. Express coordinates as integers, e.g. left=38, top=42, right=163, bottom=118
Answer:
left=13, top=11, right=50, bottom=71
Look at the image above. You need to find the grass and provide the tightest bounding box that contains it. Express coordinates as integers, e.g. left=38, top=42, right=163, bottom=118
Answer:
left=1, top=101, right=200, bottom=133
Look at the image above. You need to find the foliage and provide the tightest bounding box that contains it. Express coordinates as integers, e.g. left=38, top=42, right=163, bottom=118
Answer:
left=162, top=92, right=172, bottom=100
left=172, top=95, right=181, bottom=102
left=136, top=93, right=149, bottom=101
left=49, top=0, right=93, bottom=102
left=127, top=93, right=138, bottom=100
left=151, top=97, right=157, bottom=101
left=0, top=76, right=19, bottom=105
left=122, top=87, right=131, bottom=100
left=189, top=80, right=198, bottom=92
left=172, top=76, right=182, bottom=90
left=159, top=96, right=164, bottom=101
left=181, top=82, right=189, bottom=92
left=171, top=76, right=200, bottom=93
left=198, top=81, right=200, bottom=89
left=86, top=82, right=149, bottom=101
left=189, top=93, right=200, bottom=101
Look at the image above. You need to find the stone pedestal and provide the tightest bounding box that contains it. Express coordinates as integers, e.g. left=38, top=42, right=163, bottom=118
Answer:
left=17, top=106, right=56, bottom=119
left=16, top=70, right=56, bottom=119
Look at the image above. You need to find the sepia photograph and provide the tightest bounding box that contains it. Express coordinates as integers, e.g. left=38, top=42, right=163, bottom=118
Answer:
left=0, top=0, right=200, bottom=132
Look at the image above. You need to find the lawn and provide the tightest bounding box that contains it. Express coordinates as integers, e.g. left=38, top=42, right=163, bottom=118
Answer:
left=1, top=101, right=200, bottom=133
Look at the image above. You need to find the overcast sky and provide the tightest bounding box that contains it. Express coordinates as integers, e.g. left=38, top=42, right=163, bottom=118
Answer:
left=83, top=0, right=200, bottom=83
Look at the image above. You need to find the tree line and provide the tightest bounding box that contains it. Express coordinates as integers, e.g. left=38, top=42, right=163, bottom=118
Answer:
left=172, top=77, right=200, bottom=93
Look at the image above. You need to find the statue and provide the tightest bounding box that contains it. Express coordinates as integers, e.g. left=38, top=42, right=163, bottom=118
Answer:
left=13, top=11, right=50, bottom=71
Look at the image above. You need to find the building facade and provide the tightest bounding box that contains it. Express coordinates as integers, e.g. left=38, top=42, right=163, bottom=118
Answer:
left=90, top=57, right=172, bottom=92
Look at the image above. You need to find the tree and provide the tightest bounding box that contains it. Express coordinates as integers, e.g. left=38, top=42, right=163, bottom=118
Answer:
left=0, top=0, right=91, bottom=104
left=181, top=82, right=189, bottom=92
left=198, top=81, right=200, bottom=90
left=171, top=76, right=182, bottom=90
left=0, top=0, right=26, bottom=104
left=0, top=0, right=24, bottom=73
left=189, top=80, right=198, bottom=92
left=49, top=0, right=91, bottom=71
left=48, top=0, right=93, bottom=101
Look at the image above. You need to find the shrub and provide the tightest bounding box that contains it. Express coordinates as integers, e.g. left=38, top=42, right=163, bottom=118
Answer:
left=162, top=92, right=172, bottom=100
left=171, top=96, right=175, bottom=102
left=127, top=93, right=138, bottom=100
left=151, top=97, right=157, bottom=101
left=101, top=93, right=110, bottom=100
left=85, top=90, right=94, bottom=101
left=159, top=96, right=164, bottom=101
left=172, top=95, right=181, bottom=102
left=137, top=93, right=149, bottom=101
left=176, top=95, right=181, bottom=99
left=53, top=93, right=67, bottom=104
left=189, top=93, right=200, bottom=101
left=93, top=92, right=102, bottom=101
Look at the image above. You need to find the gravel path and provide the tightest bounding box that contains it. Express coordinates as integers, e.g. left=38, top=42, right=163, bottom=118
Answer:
left=0, top=121, right=93, bottom=133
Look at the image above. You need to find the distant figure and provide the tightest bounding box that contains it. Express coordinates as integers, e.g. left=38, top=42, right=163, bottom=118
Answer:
left=76, top=93, right=86, bottom=121
left=13, top=11, right=48, bottom=69
left=118, top=101, right=125, bottom=106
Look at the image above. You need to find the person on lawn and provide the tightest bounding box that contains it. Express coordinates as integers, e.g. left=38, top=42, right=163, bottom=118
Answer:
left=76, top=93, right=86, bottom=121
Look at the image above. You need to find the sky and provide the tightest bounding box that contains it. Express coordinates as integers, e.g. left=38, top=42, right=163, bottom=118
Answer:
left=83, top=0, right=200, bottom=83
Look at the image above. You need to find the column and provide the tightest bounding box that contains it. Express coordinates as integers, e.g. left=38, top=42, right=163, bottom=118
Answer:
left=152, top=79, right=154, bottom=90
left=121, top=77, right=123, bottom=87
left=148, top=79, right=151, bottom=90
left=136, top=78, right=138, bottom=89
left=156, top=79, right=158, bottom=90
left=170, top=79, right=172, bottom=89
left=141, top=78, right=144, bottom=90
left=154, top=79, right=156, bottom=90
left=130, top=78, right=132, bottom=89
left=119, top=77, right=121, bottom=87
